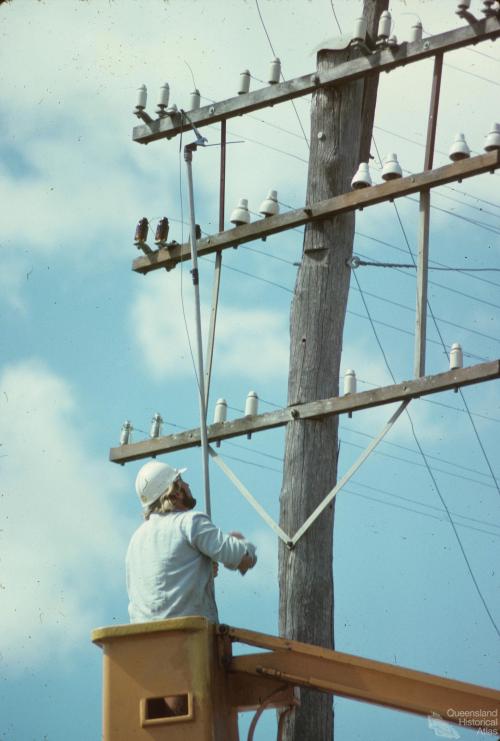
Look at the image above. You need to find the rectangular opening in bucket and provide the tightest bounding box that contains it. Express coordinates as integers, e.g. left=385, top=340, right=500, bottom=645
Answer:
left=141, top=693, right=193, bottom=727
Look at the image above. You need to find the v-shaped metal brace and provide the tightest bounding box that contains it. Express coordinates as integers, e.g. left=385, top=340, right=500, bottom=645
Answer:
left=209, top=400, right=409, bottom=548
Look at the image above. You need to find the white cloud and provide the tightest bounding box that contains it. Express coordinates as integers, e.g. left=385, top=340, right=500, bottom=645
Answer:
left=131, top=271, right=289, bottom=381
left=0, top=360, right=133, bottom=672
left=0, top=0, right=496, bottom=258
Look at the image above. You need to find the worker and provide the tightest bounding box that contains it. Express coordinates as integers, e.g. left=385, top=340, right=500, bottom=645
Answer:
left=126, top=460, right=257, bottom=624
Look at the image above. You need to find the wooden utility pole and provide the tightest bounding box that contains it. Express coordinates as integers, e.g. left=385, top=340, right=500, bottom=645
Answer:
left=118, top=12, right=500, bottom=739
left=278, top=2, right=388, bottom=738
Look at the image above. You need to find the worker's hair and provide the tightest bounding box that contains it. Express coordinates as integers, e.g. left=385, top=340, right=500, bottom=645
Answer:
left=144, top=478, right=184, bottom=520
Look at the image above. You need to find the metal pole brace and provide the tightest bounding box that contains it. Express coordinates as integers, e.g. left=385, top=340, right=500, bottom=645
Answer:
left=208, top=399, right=409, bottom=549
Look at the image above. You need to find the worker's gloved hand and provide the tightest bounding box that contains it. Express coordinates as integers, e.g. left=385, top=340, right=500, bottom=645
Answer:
left=238, top=542, right=257, bottom=575
left=223, top=532, right=257, bottom=573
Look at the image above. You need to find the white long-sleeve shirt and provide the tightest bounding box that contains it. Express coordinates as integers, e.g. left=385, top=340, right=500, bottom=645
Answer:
left=126, top=510, right=254, bottom=623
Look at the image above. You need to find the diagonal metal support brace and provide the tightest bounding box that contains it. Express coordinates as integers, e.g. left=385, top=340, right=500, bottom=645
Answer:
left=290, top=400, right=410, bottom=547
left=209, top=401, right=409, bottom=549
left=208, top=446, right=291, bottom=545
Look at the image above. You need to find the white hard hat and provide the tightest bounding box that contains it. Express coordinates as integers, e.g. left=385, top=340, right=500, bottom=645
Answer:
left=135, top=461, right=187, bottom=510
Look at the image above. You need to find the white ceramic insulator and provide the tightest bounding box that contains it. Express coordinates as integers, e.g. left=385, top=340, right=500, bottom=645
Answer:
left=158, top=83, right=170, bottom=108
left=268, top=58, right=281, bottom=84
left=239, top=70, right=251, bottom=95
left=245, top=391, right=259, bottom=416
left=190, top=89, right=200, bottom=110
left=378, top=10, right=391, bottom=39
left=136, top=84, right=147, bottom=109
left=230, top=198, right=251, bottom=225
left=351, top=162, right=372, bottom=189
left=150, top=413, right=163, bottom=439
left=449, top=343, right=463, bottom=370
left=214, top=398, right=228, bottom=424
left=382, top=153, right=403, bottom=180
left=449, top=133, right=470, bottom=161
left=353, top=16, right=367, bottom=42
left=484, top=123, right=500, bottom=151
left=259, top=189, right=279, bottom=217
left=409, top=22, right=423, bottom=42
left=120, top=421, right=132, bottom=446
left=344, top=370, right=357, bottom=395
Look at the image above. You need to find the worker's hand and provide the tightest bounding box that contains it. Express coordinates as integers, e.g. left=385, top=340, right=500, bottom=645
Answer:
left=237, top=551, right=257, bottom=575
left=212, top=561, right=219, bottom=578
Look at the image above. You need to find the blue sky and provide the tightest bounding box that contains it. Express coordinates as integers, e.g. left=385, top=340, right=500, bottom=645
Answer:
left=1, top=1, right=499, bottom=739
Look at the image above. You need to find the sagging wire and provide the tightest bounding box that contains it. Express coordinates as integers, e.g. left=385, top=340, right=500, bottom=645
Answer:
left=353, top=268, right=500, bottom=640
left=254, top=0, right=310, bottom=149
left=375, top=134, right=500, bottom=500
left=329, top=0, right=343, bottom=35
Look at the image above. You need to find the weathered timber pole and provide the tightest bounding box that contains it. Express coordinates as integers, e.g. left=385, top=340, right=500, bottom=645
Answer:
left=278, top=2, right=388, bottom=739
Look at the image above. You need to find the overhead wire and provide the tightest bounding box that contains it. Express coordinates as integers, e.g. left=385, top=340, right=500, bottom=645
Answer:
left=153, top=420, right=500, bottom=537
left=199, top=254, right=490, bottom=362
left=248, top=397, right=500, bottom=488
left=200, top=94, right=308, bottom=145
left=174, top=52, right=500, bottom=500
left=349, top=283, right=500, bottom=346
left=184, top=219, right=500, bottom=314
left=441, top=61, right=500, bottom=89
left=342, top=425, right=500, bottom=485
left=199, top=254, right=490, bottom=363
left=206, top=123, right=308, bottom=164
left=403, top=195, right=500, bottom=236
left=238, top=236, right=500, bottom=349
left=373, top=134, right=500, bottom=500
left=353, top=269, right=500, bottom=639
left=345, top=486, right=500, bottom=539
left=355, top=375, right=500, bottom=426
left=413, top=187, right=500, bottom=223
left=373, top=124, right=500, bottom=211
left=354, top=233, right=500, bottom=291
left=353, top=259, right=500, bottom=273
left=199, top=112, right=500, bottom=232
left=254, top=0, right=310, bottom=149
left=276, top=198, right=500, bottom=291
left=138, top=209, right=499, bottom=361
left=156, top=10, right=500, bottom=594
left=125, top=19, right=500, bottom=680
left=373, top=137, right=497, bottom=354
left=467, top=46, right=500, bottom=63
left=342, top=436, right=498, bottom=493
left=329, top=0, right=343, bottom=35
